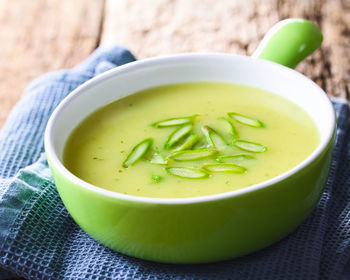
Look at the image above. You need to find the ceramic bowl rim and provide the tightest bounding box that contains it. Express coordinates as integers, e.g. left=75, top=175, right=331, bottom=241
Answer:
left=44, top=53, right=336, bottom=205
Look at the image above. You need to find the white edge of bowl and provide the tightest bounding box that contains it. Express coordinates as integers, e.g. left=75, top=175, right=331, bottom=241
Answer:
left=44, top=53, right=336, bottom=205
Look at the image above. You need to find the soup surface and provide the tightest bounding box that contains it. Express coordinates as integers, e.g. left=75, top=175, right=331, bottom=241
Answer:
left=63, top=82, right=320, bottom=198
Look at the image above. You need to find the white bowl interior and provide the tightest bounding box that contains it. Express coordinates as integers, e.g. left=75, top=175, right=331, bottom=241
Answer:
left=45, top=53, right=335, bottom=202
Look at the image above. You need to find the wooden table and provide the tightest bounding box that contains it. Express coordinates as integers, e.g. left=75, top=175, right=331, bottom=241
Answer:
left=0, top=0, right=349, bottom=128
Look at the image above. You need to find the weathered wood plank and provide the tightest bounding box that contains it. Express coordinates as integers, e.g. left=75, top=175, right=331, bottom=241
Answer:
left=101, top=0, right=278, bottom=56
left=0, top=0, right=104, bottom=127
left=101, top=0, right=349, bottom=98
left=278, top=0, right=350, bottom=98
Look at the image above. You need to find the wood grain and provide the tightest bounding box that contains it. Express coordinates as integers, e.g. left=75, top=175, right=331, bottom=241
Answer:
left=102, top=0, right=350, bottom=98
left=0, top=0, right=104, bottom=126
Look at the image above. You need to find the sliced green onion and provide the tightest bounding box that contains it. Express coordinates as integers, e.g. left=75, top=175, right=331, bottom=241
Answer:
left=201, top=125, right=227, bottom=150
left=151, top=174, right=163, bottom=183
left=192, top=139, right=208, bottom=150
left=122, top=138, right=153, bottom=167
left=215, top=154, right=255, bottom=162
left=202, top=163, right=246, bottom=174
left=164, top=124, right=193, bottom=149
left=219, top=117, right=239, bottom=138
left=173, top=133, right=199, bottom=152
left=152, top=115, right=198, bottom=127
left=228, top=112, right=265, bottom=128
left=149, top=149, right=168, bottom=165
left=169, top=149, right=218, bottom=161
left=165, top=167, right=209, bottom=179
left=232, top=140, right=267, bottom=153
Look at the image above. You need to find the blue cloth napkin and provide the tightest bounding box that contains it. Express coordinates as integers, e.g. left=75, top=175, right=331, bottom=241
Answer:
left=1, top=46, right=350, bottom=280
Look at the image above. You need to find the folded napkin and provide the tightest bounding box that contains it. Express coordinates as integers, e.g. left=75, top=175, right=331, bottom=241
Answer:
left=1, top=46, right=350, bottom=280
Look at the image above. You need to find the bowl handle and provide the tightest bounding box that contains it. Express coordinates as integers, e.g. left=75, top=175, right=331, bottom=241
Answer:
left=252, top=18, right=323, bottom=69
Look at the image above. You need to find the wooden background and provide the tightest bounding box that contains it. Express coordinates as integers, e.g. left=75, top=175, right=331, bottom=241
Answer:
left=0, top=0, right=349, bottom=129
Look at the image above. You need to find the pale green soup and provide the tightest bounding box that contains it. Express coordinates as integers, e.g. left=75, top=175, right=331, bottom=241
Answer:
left=63, top=82, right=320, bottom=198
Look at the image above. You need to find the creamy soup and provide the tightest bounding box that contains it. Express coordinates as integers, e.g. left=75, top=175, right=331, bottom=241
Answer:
left=63, top=82, right=320, bottom=198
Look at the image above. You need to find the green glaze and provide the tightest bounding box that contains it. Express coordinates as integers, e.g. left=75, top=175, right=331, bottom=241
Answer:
left=47, top=137, right=334, bottom=263
left=252, top=19, right=323, bottom=68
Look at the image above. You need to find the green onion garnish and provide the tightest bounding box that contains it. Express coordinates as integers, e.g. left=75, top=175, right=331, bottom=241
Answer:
left=122, top=138, right=153, bottom=168
left=151, top=174, right=163, bottom=183
left=165, top=167, right=209, bottom=179
left=122, top=111, right=270, bottom=180
left=202, top=163, right=246, bottom=174
left=152, top=115, right=198, bottom=127
left=219, top=117, right=239, bottom=138
left=149, top=149, right=168, bottom=165
left=169, top=149, right=218, bottom=161
left=173, top=133, right=199, bottom=152
left=232, top=140, right=267, bottom=153
left=201, top=125, right=227, bottom=150
left=215, top=154, right=255, bottom=162
left=164, top=124, right=193, bottom=149
left=228, top=112, right=265, bottom=128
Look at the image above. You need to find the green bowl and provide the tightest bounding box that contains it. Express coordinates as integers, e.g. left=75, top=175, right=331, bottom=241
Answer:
left=44, top=19, right=336, bottom=263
